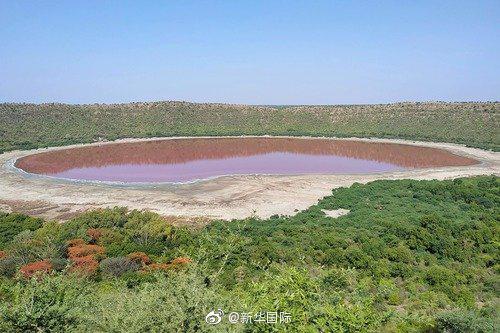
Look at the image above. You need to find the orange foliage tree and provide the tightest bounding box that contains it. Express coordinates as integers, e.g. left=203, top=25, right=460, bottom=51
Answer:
left=142, top=257, right=192, bottom=273
left=67, top=242, right=105, bottom=276
left=66, top=238, right=85, bottom=247
left=68, top=244, right=105, bottom=260
left=86, top=228, right=103, bottom=243
left=19, top=260, right=53, bottom=278
left=127, top=252, right=151, bottom=266
left=69, top=256, right=99, bottom=275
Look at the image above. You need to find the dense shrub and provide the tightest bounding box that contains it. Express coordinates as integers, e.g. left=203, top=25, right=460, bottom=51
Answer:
left=0, top=274, right=90, bottom=332
left=435, top=310, right=496, bottom=333
left=170, top=257, right=192, bottom=265
left=142, top=257, right=192, bottom=273
left=142, top=263, right=170, bottom=272
left=99, top=257, right=140, bottom=277
left=0, top=213, right=42, bottom=249
left=50, top=258, right=69, bottom=272
left=80, top=271, right=241, bottom=332
left=0, top=257, right=22, bottom=278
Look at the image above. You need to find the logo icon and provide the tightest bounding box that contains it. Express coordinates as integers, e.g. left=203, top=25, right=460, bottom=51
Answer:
left=205, top=309, right=224, bottom=325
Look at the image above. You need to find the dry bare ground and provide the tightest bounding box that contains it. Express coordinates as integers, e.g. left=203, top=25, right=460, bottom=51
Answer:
left=0, top=136, right=498, bottom=222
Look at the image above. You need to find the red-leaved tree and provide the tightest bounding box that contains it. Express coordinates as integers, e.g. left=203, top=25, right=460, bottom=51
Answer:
left=19, top=260, right=53, bottom=278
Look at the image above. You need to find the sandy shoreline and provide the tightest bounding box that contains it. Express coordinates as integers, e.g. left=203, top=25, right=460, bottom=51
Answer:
left=0, top=136, right=499, bottom=221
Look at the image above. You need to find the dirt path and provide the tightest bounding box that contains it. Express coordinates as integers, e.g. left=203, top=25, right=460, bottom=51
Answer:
left=0, top=136, right=498, bottom=221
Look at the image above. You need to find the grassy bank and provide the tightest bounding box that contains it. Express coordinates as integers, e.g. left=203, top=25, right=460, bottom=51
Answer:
left=0, top=176, right=498, bottom=332
left=1, top=101, right=498, bottom=153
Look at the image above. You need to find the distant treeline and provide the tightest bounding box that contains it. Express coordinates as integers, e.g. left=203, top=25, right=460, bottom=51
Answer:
left=0, top=101, right=498, bottom=153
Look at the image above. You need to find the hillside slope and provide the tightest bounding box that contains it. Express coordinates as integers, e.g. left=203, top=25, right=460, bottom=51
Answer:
left=0, top=176, right=498, bottom=331
left=0, top=101, right=498, bottom=153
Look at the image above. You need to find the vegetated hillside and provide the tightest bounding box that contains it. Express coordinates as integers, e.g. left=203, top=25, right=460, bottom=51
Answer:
left=0, top=101, right=498, bottom=153
left=0, top=176, right=498, bottom=332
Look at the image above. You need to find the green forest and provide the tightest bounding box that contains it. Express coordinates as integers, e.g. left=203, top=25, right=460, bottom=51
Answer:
left=0, top=101, right=499, bottom=153
left=0, top=176, right=498, bottom=332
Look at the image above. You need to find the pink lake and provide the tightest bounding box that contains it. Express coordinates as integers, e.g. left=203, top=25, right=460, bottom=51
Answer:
left=15, top=137, right=478, bottom=183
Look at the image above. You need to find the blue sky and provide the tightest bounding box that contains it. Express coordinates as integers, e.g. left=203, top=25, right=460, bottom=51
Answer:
left=0, top=1, right=498, bottom=104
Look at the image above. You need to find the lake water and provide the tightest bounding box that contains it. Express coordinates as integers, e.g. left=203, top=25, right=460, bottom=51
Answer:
left=15, top=137, right=478, bottom=183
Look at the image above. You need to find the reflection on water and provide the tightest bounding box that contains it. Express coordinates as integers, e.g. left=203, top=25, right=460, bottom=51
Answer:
left=16, top=138, right=478, bottom=183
